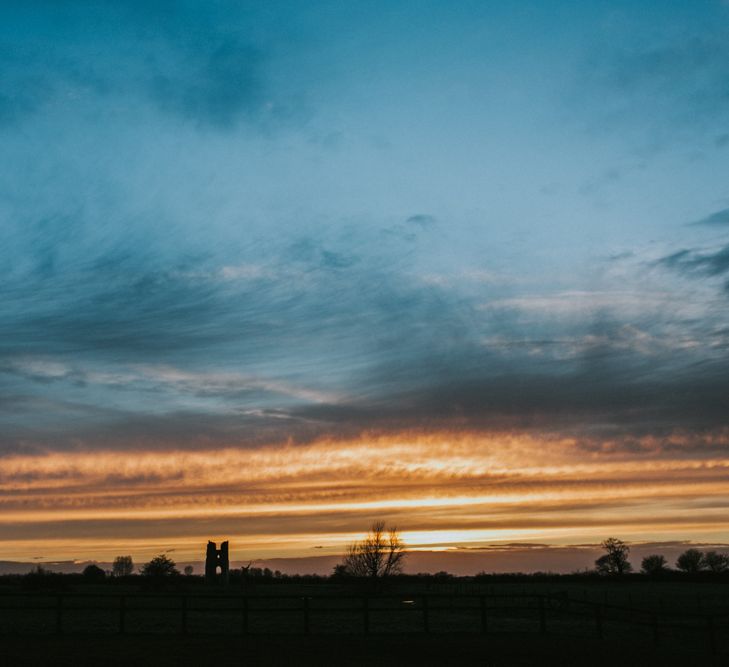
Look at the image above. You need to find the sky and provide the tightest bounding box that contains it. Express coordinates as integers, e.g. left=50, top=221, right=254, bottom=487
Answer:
left=2, top=0, right=729, bottom=573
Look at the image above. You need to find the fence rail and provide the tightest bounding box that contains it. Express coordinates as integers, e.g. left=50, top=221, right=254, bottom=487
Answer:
left=0, top=591, right=726, bottom=654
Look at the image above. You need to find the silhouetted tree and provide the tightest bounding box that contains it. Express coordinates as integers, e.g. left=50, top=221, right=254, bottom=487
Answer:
left=641, top=554, right=668, bottom=576
left=112, top=555, right=134, bottom=577
left=82, top=564, right=106, bottom=581
left=702, top=551, right=728, bottom=573
left=340, top=521, right=405, bottom=578
left=595, top=538, right=632, bottom=575
left=676, top=548, right=704, bottom=573
left=331, top=563, right=350, bottom=579
left=141, top=554, right=179, bottom=577
left=184, top=565, right=194, bottom=576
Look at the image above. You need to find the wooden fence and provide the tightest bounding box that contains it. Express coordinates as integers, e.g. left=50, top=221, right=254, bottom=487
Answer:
left=0, top=591, right=726, bottom=654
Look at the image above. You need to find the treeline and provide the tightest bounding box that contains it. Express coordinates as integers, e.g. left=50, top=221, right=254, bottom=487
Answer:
left=5, top=563, right=329, bottom=592
left=4, top=533, right=728, bottom=591
left=594, top=538, right=729, bottom=576
left=6, top=566, right=729, bottom=594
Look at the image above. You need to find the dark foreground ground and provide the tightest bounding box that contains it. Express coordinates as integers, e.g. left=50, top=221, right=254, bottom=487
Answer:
left=3, top=578, right=727, bottom=665
left=1, top=634, right=720, bottom=667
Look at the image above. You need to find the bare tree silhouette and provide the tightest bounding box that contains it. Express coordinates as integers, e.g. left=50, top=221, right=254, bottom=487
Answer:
left=112, top=555, right=134, bottom=577
left=595, top=538, right=632, bottom=575
left=340, top=521, right=405, bottom=578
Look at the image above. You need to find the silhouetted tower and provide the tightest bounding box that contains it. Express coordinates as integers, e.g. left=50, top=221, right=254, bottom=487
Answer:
left=205, top=540, right=230, bottom=584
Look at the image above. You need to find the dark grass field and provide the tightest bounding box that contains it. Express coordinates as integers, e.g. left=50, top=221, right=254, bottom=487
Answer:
left=2, top=579, right=728, bottom=665
left=1, top=633, right=720, bottom=667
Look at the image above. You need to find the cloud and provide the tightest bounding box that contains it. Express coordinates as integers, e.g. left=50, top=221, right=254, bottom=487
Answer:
left=3, top=208, right=729, bottom=454
left=481, top=290, right=673, bottom=318
left=657, top=244, right=729, bottom=278
left=406, top=214, right=437, bottom=227
left=0, top=55, right=54, bottom=126
left=0, top=1, right=302, bottom=131
left=606, top=38, right=728, bottom=100
left=690, top=208, right=729, bottom=227
left=134, top=365, right=339, bottom=404
left=0, top=3, right=727, bottom=472
left=2, top=431, right=729, bottom=563
left=579, top=32, right=729, bottom=143
left=148, top=39, right=268, bottom=129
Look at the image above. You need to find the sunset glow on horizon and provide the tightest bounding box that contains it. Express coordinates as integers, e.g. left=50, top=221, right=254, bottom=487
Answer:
left=3, top=430, right=729, bottom=564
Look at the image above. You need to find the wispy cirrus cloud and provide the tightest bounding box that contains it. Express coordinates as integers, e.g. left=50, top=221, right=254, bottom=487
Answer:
left=690, top=208, right=729, bottom=227
left=657, top=245, right=729, bottom=281
left=579, top=30, right=729, bottom=145
left=2, top=431, right=729, bottom=561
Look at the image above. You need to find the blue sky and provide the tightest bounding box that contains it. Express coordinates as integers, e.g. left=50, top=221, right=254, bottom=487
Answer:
left=2, top=1, right=729, bottom=563
left=4, top=0, right=729, bottom=448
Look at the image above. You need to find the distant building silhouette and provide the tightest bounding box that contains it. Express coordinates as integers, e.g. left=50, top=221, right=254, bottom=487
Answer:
left=205, top=540, right=230, bottom=584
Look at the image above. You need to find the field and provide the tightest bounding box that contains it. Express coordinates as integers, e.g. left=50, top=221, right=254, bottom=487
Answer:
left=1, top=633, right=716, bottom=667
left=1, top=578, right=728, bottom=665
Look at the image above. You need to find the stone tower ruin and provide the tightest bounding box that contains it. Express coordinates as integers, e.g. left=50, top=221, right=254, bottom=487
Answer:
left=205, top=540, right=230, bottom=584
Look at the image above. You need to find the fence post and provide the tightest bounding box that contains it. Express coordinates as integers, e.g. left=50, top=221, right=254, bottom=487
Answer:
left=181, top=595, right=188, bottom=636
left=538, top=596, right=546, bottom=635
left=303, top=596, right=310, bottom=635
left=362, top=596, right=369, bottom=635
left=55, top=595, right=63, bottom=635
left=119, top=595, right=126, bottom=635
left=595, top=605, right=603, bottom=639
left=422, top=596, right=430, bottom=634
left=707, top=616, right=716, bottom=656
left=480, top=596, right=488, bottom=634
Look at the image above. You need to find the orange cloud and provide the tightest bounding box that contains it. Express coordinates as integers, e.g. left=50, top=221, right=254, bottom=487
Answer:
left=2, top=430, right=729, bottom=562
